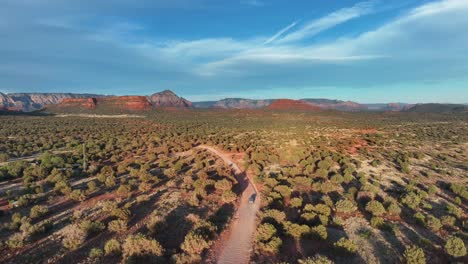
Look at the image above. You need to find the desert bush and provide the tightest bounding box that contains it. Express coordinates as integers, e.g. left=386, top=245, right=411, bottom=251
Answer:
left=298, top=255, right=333, bottom=264
left=214, top=179, right=232, bottom=191
left=450, top=183, right=468, bottom=199
left=413, top=212, right=425, bottom=225
left=290, top=197, right=303, bottom=208
left=285, top=222, right=310, bottom=239
left=427, top=185, right=438, bottom=196
left=335, top=199, right=356, bottom=213
left=257, top=236, right=282, bottom=253
left=6, top=233, right=25, bottom=249
left=261, top=209, right=286, bottom=224
left=387, top=202, right=402, bottom=215
left=108, top=219, right=128, bottom=234
left=117, top=184, right=132, bottom=197
left=136, top=194, right=150, bottom=204
left=330, top=174, right=344, bottom=184
left=79, top=220, right=105, bottom=234
left=312, top=225, right=328, bottom=240
left=444, top=236, right=466, bottom=257
left=274, top=185, right=292, bottom=198
left=87, top=180, right=97, bottom=193
left=104, top=239, right=121, bottom=255
left=29, top=205, right=49, bottom=219
left=425, top=216, right=442, bottom=232
left=62, top=224, right=86, bottom=250
left=365, top=200, right=386, bottom=216
left=447, top=204, right=463, bottom=218
left=221, top=190, right=237, bottom=203
left=334, top=237, right=357, bottom=253
left=122, top=233, right=164, bottom=259
left=441, top=215, right=456, bottom=227
left=69, top=189, right=86, bottom=202
left=171, top=253, right=202, bottom=264
left=89, top=248, right=103, bottom=260
left=401, top=192, right=421, bottom=210
left=312, top=204, right=331, bottom=217
left=180, top=221, right=216, bottom=255
left=403, top=245, right=426, bottom=264
left=370, top=217, right=385, bottom=229
left=256, top=223, right=277, bottom=242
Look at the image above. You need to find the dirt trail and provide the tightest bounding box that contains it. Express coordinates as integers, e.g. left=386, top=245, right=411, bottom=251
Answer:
left=197, top=145, right=260, bottom=264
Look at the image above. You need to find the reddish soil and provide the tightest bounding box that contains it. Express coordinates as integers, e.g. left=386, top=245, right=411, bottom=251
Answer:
left=267, top=99, right=322, bottom=111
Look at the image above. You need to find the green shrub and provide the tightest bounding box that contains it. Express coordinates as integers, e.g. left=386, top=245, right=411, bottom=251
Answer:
left=6, top=233, right=25, bottom=249
left=257, top=236, right=282, bottom=253
left=414, top=212, right=425, bottom=225
left=334, top=237, right=357, bottom=253
left=335, top=199, right=356, bottom=213
left=365, top=200, right=386, bottom=216
left=122, top=233, right=164, bottom=259
left=79, top=220, right=105, bottom=234
left=290, top=197, right=303, bottom=208
left=447, top=204, right=463, bottom=218
left=298, top=255, right=333, bottom=264
left=444, top=236, right=466, bottom=257
left=441, top=215, right=456, bottom=227
left=104, top=239, right=121, bottom=255
left=30, top=205, right=49, bottom=219
left=181, top=233, right=211, bottom=255
left=403, top=245, right=426, bottom=264
left=285, top=222, right=310, bottom=239
left=401, top=192, right=421, bottom=210
left=221, top=190, right=237, bottom=203
left=256, top=223, right=277, bottom=242
left=108, top=219, right=128, bottom=234
left=89, top=248, right=103, bottom=260
left=62, top=224, right=86, bottom=250
left=370, top=217, right=385, bottom=229
left=387, top=202, right=402, bottom=215
left=312, top=225, right=328, bottom=240
left=425, top=216, right=442, bottom=232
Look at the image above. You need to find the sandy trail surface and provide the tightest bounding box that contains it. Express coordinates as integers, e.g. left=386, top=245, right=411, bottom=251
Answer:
left=197, top=145, right=260, bottom=264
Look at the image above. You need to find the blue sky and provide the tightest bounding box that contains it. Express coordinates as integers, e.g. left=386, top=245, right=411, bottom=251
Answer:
left=0, top=0, right=467, bottom=103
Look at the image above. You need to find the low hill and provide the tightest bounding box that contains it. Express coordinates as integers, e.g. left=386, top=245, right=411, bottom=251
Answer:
left=148, top=90, right=192, bottom=108
left=406, top=103, right=468, bottom=113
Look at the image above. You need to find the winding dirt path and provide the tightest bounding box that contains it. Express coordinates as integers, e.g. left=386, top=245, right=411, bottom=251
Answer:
left=197, top=145, right=260, bottom=264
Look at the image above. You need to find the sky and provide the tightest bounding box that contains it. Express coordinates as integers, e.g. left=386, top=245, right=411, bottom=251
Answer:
left=0, top=0, right=467, bottom=103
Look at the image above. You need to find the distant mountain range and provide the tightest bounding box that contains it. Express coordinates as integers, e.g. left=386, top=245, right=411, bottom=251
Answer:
left=1, top=91, right=466, bottom=113
left=192, top=98, right=412, bottom=112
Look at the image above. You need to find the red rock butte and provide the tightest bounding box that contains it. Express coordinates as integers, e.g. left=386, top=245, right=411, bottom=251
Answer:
left=98, top=96, right=152, bottom=110
left=58, top=96, right=152, bottom=110
left=267, top=99, right=322, bottom=111
left=60, top=98, right=97, bottom=109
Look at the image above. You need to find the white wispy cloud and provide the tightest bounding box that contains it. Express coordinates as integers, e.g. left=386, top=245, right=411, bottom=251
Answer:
left=274, top=1, right=376, bottom=44
left=263, top=21, right=299, bottom=45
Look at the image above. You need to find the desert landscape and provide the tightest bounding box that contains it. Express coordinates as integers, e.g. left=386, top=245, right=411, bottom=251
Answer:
left=1, top=0, right=468, bottom=263
left=0, top=97, right=467, bottom=263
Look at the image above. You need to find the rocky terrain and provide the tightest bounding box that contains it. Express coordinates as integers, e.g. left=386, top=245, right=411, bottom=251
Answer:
left=0, top=93, right=102, bottom=111
left=0, top=90, right=191, bottom=112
